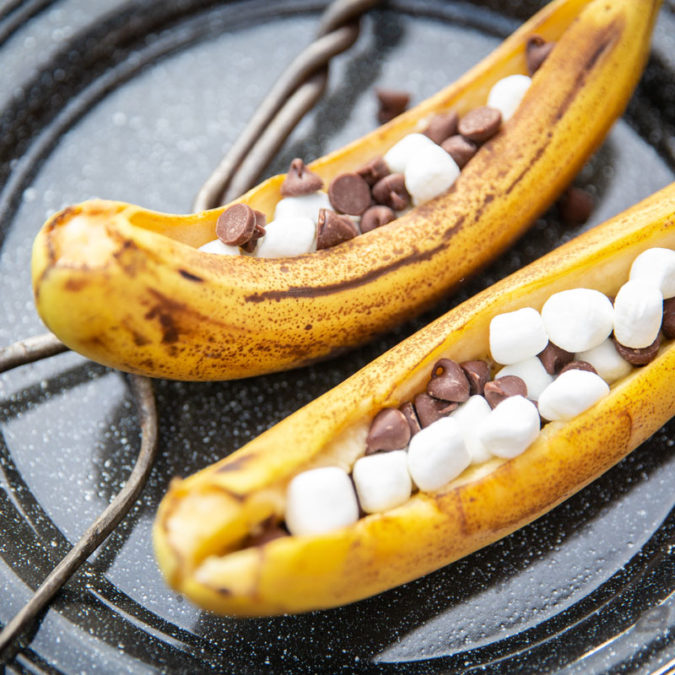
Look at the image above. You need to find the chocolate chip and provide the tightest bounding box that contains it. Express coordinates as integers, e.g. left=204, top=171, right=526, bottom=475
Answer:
left=538, top=342, right=575, bottom=375
left=243, top=520, right=288, bottom=547
left=376, top=88, right=410, bottom=124
left=484, top=375, right=527, bottom=408
left=328, top=173, right=372, bottom=216
left=372, top=173, right=410, bottom=211
left=526, top=35, right=555, bottom=75
left=662, top=297, right=675, bottom=339
left=280, top=158, right=323, bottom=197
left=399, top=401, right=421, bottom=437
left=240, top=209, right=267, bottom=253
left=356, top=156, right=390, bottom=186
left=460, top=360, right=490, bottom=396
left=423, top=111, right=459, bottom=144
left=613, top=334, right=661, bottom=366
left=360, top=205, right=396, bottom=233
left=458, top=106, right=502, bottom=143
left=216, top=203, right=265, bottom=247
left=316, top=209, right=358, bottom=250
left=414, top=393, right=458, bottom=428
left=441, top=135, right=477, bottom=169
left=366, top=408, right=411, bottom=454
left=427, top=358, right=470, bottom=403
left=559, top=360, right=598, bottom=375
left=558, top=186, right=594, bottom=226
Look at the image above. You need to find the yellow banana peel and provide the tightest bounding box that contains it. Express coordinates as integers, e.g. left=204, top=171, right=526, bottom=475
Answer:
left=31, top=0, right=660, bottom=380
left=153, top=183, right=675, bottom=616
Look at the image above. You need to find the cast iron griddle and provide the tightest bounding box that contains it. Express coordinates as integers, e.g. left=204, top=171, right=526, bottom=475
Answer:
left=0, top=0, right=673, bottom=671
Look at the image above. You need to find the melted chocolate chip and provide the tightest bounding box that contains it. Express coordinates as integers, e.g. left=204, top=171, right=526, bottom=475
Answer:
left=559, top=360, right=598, bottom=375
left=427, top=358, right=470, bottom=403
left=280, top=158, right=323, bottom=196
left=328, top=173, right=372, bottom=215
left=458, top=106, right=502, bottom=143
left=460, top=360, right=490, bottom=396
left=613, top=334, right=662, bottom=366
left=366, top=408, right=411, bottom=454
left=356, top=156, right=390, bottom=186
left=441, top=135, right=477, bottom=169
left=484, top=375, right=527, bottom=408
left=423, top=111, right=459, bottom=144
left=538, top=342, right=575, bottom=375
left=376, top=88, right=410, bottom=124
left=316, top=209, right=358, bottom=250
left=414, top=393, right=458, bottom=428
left=360, top=205, right=396, bottom=233
left=662, top=297, right=675, bottom=339
left=526, top=35, right=555, bottom=75
left=372, top=173, right=410, bottom=211
left=399, top=401, right=421, bottom=437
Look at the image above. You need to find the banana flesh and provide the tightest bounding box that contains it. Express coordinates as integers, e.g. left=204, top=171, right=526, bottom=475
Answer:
left=31, top=0, right=660, bottom=380
left=154, top=183, right=675, bottom=615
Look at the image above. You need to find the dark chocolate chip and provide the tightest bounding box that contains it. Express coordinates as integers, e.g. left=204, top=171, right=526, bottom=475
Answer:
left=460, top=360, right=490, bottom=396
left=328, top=173, right=372, bottom=216
left=484, top=375, right=527, bottom=409
left=372, top=173, right=410, bottom=211
left=280, top=158, right=323, bottom=197
left=558, top=187, right=594, bottom=226
left=427, top=358, right=470, bottom=403
left=356, top=156, right=390, bottom=186
left=216, top=203, right=263, bottom=247
left=366, top=407, right=411, bottom=454
left=414, top=393, right=458, bottom=428
left=458, top=106, right=502, bottom=143
left=316, top=209, right=358, bottom=250
left=399, top=401, right=421, bottom=437
left=538, top=342, right=575, bottom=375
left=559, top=360, right=598, bottom=375
left=613, top=334, right=662, bottom=366
left=423, top=111, right=459, bottom=144
left=526, top=35, right=555, bottom=75
left=662, top=297, right=675, bottom=339
left=441, top=135, right=477, bottom=169
left=360, top=205, right=396, bottom=233
left=376, top=88, right=410, bottom=124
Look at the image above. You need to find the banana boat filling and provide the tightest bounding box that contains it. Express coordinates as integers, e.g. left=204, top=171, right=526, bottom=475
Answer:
left=281, top=247, right=675, bottom=536
left=199, top=38, right=550, bottom=258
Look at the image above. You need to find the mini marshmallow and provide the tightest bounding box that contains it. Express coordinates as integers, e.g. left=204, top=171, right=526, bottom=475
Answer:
left=407, top=416, right=470, bottom=492
left=489, top=307, right=548, bottom=365
left=613, top=280, right=663, bottom=349
left=450, top=395, right=493, bottom=464
left=274, top=191, right=331, bottom=224
left=487, top=74, right=532, bottom=122
left=352, top=450, right=412, bottom=514
left=198, top=239, right=240, bottom=256
left=541, top=288, right=614, bottom=352
left=576, top=338, right=632, bottom=383
left=404, top=142, right=460, bottom=206
left=285, top=467, right=359, bottom=536
left=496, top=357, right=553, bottom=401
left=537, top=369, right=609, bottom=421
left=383, top=133, right=439, bottom=173
left=478, top=395, right=540, bottom=459
left=629, top=247, right=675, bottom=299
left=256, top=217, right=315, bottom=258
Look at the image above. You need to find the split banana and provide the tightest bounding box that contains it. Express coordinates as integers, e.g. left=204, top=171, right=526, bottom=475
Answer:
left=153, top=183, right=675, bottom=616
left=31, top=0, right=659, bottom=380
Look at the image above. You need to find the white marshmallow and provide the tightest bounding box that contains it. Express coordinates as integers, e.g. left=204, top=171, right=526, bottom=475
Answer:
left=496, top=357, right=553, bottom=401
left=404, top=142, right=460, bottom=206
left=541, top=288, right=614, bottom=352
left=478, top=395, right=540, bottom=459
left=576, top=338, right=632, bottom=383
left=285, top=467, right=359, bottom=536
left=537, top=369, right=609, bottom=422
left=256, top=217, right=315, bottom=258
left=613, top=280, right=663, bottom=349
left=487, top=74, right=532, bottom=122
left=407, top=416, right=470, bottom=492
left=274, top=191, right=331, bottom=224
left=629, top=247, right=675, bottom=299
left=352, top=450, right=412, bottom=514
left=383, top=133, right=439, bottom=173
left=450, top=395, right=493, bottom=464
left=489, top=307, right=548, bottom=365
left=198, top=239, right=240, bottom=256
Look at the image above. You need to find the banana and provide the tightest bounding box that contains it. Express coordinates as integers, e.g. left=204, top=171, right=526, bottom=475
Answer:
left=31, top=0, right=660, bottom=380
left=153, top=184, right=675, bottom=616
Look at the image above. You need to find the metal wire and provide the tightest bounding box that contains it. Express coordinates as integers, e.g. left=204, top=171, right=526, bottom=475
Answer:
left=0, top=332, right=68, bottom=372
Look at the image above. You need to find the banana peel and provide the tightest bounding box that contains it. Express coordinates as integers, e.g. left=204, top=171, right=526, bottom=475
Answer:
left=153, top=183, right=675, bottom=616
left=31, top=0, right=660, bottom=380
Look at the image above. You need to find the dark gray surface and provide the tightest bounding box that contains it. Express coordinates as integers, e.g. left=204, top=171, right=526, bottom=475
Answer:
left=0, top=1, right=673, bottom=672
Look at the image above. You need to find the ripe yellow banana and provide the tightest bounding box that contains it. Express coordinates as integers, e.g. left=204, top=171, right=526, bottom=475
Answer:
left=31, top=0, right=660, bottom=380
left=153, top=183, right=675, bottom=616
